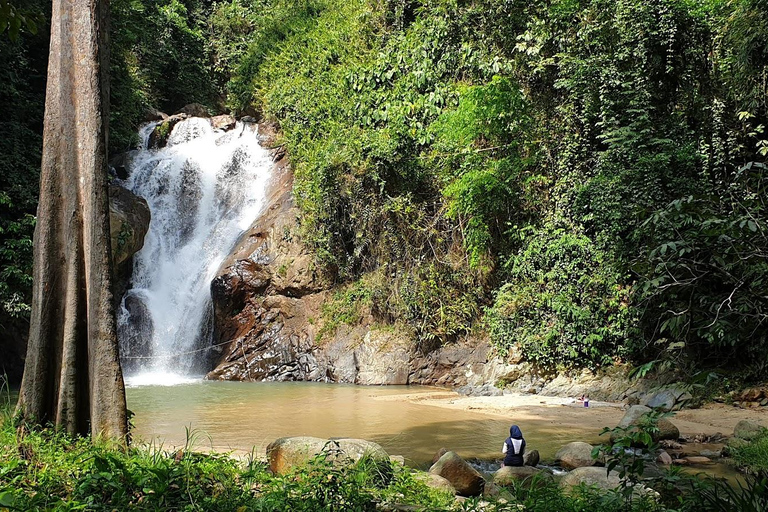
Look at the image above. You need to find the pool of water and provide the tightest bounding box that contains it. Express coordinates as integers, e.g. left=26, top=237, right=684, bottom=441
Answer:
left=126, top=380, right=606, bottom=467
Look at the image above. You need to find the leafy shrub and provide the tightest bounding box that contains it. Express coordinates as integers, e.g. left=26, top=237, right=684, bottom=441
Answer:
left=487, top=223, right=637, bottom=368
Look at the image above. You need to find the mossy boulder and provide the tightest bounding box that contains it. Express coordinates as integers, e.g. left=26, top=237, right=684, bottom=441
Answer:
left=733, top=420, right=764, bottom=441
left=266, top=436, right=389, bottom=475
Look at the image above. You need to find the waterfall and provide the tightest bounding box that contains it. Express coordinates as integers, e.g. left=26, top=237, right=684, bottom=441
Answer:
left=117, top=118, right=272, bottom=386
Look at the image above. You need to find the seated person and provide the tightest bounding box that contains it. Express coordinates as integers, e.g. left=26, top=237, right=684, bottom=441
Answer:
left=501, top=424, right=526, bottom=467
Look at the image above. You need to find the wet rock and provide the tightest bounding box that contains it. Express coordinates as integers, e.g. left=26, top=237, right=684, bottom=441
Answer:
left=109, top=150, right=138, bottom=180
left=641, top=387, right=692, bottom=411
left=412, top=472, right=456, bottom=495
left=612, top=405, right=679, bottom=444
left=699, top=449, right=720, bottom=458
left=733, top=420, right=764, bottom=441
left=266, top=436, right=388, bottom=475
left=177, top=103, right=209, bottom=117
left=523, top=449, right=540, bottom=467
left=659, top=439, right=683, bottom=450
left=555, top=442, right=598, bottom=470
left=211, top=114, right=237, bottom=131
left=148, top=113, right=188, bottom=149
left=682, top=456, right=712, bottom=465
left=429, top=451, right=485, bottom=497
left=109, top=184, right=150, bottom=267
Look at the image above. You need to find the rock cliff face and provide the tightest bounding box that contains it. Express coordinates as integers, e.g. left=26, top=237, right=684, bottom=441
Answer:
left=203, top=125, right=663, bottom=401
left=201, top=143, right=619, bottom=392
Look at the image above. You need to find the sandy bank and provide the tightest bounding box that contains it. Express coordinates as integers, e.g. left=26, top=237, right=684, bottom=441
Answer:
left=379, top=390, right=767, bottom=439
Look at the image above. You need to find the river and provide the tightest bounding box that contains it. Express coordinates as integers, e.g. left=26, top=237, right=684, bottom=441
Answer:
left=126, top=381, right=604, bottom=468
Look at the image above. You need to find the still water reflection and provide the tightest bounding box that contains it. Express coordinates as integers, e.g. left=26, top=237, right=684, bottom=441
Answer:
left=126, top=381, right=604, bottom=467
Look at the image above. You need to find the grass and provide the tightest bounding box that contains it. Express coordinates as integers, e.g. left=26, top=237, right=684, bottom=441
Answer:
left=2, top=385, right=767, bottom=511
left=729, top=432, right=768, bottom=474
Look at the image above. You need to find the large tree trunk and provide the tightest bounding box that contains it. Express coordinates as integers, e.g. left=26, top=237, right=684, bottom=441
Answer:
left=16, top=0, right=127, bottom=440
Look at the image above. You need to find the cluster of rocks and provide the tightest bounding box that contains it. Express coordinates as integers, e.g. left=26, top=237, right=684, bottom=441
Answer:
left=264, top=433, right=658, bottom=508
left=729, top=387, right=768, bottom=409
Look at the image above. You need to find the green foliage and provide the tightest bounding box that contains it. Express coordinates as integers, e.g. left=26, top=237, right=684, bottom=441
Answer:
left=5, top=0, right=768, bottom=375
left=0, top=0, right=41, bottom=41
left=318, top=279, right=372, bottom=341
left=110, top=0, right=219, bottom=151
left=205, top=0, right=768, bottom=374
left=487, top=223, right=636, bottom=367
left=0, top=7, right=45, bottom=324
left=636, top=163, right=768, bottom=376
left=0, top=418, right=454, bottom=511
left=729, top=431, right=768, bottom=474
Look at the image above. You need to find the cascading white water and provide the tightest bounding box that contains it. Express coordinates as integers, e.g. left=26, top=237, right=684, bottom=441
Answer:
left=117, top=118, right=273, bottom=386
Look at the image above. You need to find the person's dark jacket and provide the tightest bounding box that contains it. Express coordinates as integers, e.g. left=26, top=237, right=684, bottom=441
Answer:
left=503, top=425, right=526, bottom=467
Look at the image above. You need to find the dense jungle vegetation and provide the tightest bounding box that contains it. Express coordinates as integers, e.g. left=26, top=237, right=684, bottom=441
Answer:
left=1, top=0, right=767, bottom=380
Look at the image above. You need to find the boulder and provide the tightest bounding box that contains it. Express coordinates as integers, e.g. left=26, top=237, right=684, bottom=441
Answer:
left=482, top=481, right=501, bottom=498
left=148, top=113, right=188, bottom=149
left=389, top=455, right=405, bottom=465
left=266, top=436, right=389, bottom=475
left=493, top=466, right=551, bottom=488
left=109, top=150, right=138, bottom=180
left=412, top=472, right=456, bottom=495
left=733, top=420, right=764, bottom=441
left=143, top=108, right=168, bottom=123
left=432, top=448, right=449, bottom=465
left=555, top=442, right=598, bottom=469
left=612, top=405, right=679, bottom=444
left=211, top=114, right=237, bottom=131
left=641, top=387, right=692, bottom=412
left=560, top=466, right=656, bottom=498
left=109, top=184, right=150, bottom=267
left=428, top=451, right=485, bottom=497
left=333, top=438, right=390, bottom=463
left=177, top=103, right=209, bottom=117
left=523, top=449, right=540, bottom=467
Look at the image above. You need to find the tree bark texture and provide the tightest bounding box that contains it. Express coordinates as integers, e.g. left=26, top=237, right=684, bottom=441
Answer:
left=16, top=0, right=127, bottom=439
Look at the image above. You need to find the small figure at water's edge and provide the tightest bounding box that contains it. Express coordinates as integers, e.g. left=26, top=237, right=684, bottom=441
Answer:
left=501, top=424, right=526, bottom=467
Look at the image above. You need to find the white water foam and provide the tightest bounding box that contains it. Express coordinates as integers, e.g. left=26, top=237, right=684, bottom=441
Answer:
left=117, top=118, right=273, bottom=384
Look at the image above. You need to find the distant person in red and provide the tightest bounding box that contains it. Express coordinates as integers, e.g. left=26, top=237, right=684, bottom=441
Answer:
left=501, top=425, right=526, bottom=467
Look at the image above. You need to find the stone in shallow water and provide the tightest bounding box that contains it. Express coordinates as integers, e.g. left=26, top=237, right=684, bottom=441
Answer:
left=429, top=451, right=485, bottom=497
left=555, top=442, right=598, bottom=469
left=524, top=449, right=540, bottom=467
